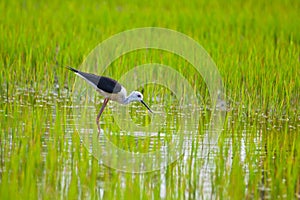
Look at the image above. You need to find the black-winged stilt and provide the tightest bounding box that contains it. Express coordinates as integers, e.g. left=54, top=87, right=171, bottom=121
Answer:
left=67, top=66, right=153, bottom=133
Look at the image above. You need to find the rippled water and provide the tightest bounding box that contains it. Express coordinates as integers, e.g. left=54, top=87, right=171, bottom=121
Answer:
left=1, top=86, right=299, bottom=199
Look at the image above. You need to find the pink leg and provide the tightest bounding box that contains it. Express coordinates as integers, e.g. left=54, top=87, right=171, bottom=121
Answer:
left=96, top=98, right=109, bottom=135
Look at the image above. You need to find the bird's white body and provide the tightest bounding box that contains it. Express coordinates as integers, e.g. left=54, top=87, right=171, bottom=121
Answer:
left=98, top=86, right=128, bottom=104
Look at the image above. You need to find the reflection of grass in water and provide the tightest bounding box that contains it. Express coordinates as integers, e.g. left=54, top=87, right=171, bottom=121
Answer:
left=103, top=84, right=181, bottom=154
left=1, top=0, right=299, bottom=199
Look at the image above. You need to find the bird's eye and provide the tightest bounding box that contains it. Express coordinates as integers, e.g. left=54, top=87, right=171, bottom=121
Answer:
left=137, top=94, right=141, bottom=98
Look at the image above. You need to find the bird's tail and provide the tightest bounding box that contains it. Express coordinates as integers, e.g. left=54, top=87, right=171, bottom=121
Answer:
left=66, top=66, right=79, bottom=73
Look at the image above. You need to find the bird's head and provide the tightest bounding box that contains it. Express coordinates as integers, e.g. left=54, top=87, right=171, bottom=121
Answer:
left=129, top=91, right=144, bottom=102
left=128, top=91, right=153, bottom=113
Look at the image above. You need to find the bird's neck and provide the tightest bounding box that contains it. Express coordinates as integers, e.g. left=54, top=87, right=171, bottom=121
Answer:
left=122, top=92, right=135, bottom=105
left=122, top=97, right=131, bottom=105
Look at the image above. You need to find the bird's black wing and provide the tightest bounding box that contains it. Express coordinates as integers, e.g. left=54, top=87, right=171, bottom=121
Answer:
left=67, top=67, right=122, bottom=93
left=96, top=76, right=122, bottom=94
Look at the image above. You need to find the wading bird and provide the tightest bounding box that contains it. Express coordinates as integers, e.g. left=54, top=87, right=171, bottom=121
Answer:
left=67, top=66, right=153, bottom=134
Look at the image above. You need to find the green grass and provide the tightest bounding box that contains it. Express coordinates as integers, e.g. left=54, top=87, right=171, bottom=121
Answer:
left=1, top=0, right=299, bottom=199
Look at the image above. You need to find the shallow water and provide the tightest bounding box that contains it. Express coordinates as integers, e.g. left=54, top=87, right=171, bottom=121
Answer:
left=0, top=86, right=299, bottom=199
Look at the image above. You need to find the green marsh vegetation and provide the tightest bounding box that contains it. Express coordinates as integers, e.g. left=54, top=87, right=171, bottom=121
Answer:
left=1, top=0, right=299, bottom=199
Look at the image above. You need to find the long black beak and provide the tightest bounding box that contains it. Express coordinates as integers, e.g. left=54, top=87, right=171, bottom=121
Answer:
left=141, top=100, right=153, bottom=113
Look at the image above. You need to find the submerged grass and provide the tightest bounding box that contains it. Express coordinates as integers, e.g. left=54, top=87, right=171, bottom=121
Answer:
left=1, top=0, right=299, bottom=199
